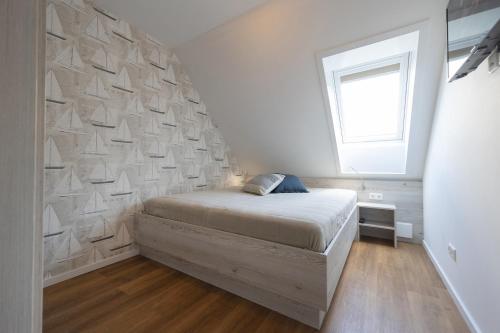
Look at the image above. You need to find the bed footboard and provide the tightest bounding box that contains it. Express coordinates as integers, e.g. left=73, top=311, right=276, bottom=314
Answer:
left=135, top=205, right=358, bottom=329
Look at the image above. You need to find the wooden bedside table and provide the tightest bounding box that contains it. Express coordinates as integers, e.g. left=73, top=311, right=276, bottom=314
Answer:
left=357, top=202, right=397, bottom=248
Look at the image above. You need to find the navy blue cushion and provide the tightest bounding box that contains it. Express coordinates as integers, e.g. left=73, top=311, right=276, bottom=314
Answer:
left=271, top=175, right=309, bottom=193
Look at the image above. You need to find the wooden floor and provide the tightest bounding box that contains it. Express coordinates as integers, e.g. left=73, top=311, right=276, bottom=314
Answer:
left=43, top=239, right=469, bottom=333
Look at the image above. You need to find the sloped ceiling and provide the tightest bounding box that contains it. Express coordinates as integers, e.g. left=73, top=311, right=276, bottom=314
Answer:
left=94, top=0, right=270, bottom=46
left=97, top=0, right=449, bottom=179
left=175, top=0, right=449, bottom=179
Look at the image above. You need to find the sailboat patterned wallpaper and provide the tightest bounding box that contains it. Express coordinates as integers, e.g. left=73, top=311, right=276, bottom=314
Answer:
left=44, top=0, right=244, bottom=280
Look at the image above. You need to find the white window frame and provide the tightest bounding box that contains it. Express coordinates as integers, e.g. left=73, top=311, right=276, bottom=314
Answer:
left=332, top=52, right=411, bottom=144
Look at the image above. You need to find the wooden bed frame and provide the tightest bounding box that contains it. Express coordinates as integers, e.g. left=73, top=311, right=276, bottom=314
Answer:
left=135, top=205, right=358, bottom=329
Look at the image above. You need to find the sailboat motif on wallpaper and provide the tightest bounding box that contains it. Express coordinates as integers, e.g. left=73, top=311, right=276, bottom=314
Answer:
left=125, top=145, right=145, bottom=165
left=201, top=151, right=213, bottom=165
left=161, top=65, right=177, bottom=85
left=196, top=171, right=208, bottom=188
left=148, top=94, right=165, bottom=114
left=212, top=165, right=222, bottom=178
left=172, top=169, right=184, bottom=185
left=111, top=119, right=133, bottom=143
left=45, top=70, right=65, bottom=104
left=82, top=191, right=108, bottom=215
left=172, top=88, right=185, bottom=105
left=56, top=45, right=85, bottom=73
left=128, top=191, right=143, bottom=215
left=170, top=128, right=184, bottom=146
left=168, top=169, right=183, bottom=186
left=112, top=20, right=134, bottom=43
left=221, top=155, right=230, bottom=169
left=144, top=161, right=160, bottom=182
left=89, top=216, right=114, bottom=242
left=184, top=104, right=197, bottom=122
left=91, top=47, right=116, bottom=74
left=86, top=15, right=110, bottom=44
left=144, top=72, right=161, bottom=91
left=110, top=224, right=133, bottom=251
left=53, top=232, right=83, bottom=263
left=161, top=149, right=176, bottom=170
left=127, top=46, right=145, bottom=67
left=87, top=246, right=104, bottom=265
left=200, top=117, right=211, bottom=132
left=196, top=136, right=208, bottom=152
left=197, top=102, right=208, bottom=116
left=232, top=164, right=244, bottom=177
left=146, top=33, right=162, bottom=46
left=187, top=89, right=201, bottom=104
left=43, top=205, right=64, bottom=238
left=91, top=104, right=116, bottom=128
left=110, top=172, right=133, bottom=197
left=46, top=3, right=66, bottom=40
left=55, top=167, right=84, bottom=197
left=149, top=48, right=167, bottom=70
left=85, top=75, right=110, bottom=99
left=180, top=70, right=192, bottom=85
left=61, top=0, right=87, bottom=13
left=186, top=124, right=200, bottom=141
left=56, top=105, right=86, bottom=134
left=148, top=140, right=165, bottom=158
left=144, top=116, right=161, bottom=137
left=170, top=53, right=180, bottom=64
left=93, top=5, right=118, bottom=21
left=212, top=131, right=223, bottom=145
left=184, top=145, right=196, bottom=160
left=127, top=96, right=145, bottom=117
left=84, top=131, right=109, bottom=156
left=187, top=163, right=200, bottom=179
left=213, top=147, right=225, bottom=162
left=112, top=67, right=133, bottom=93
left=148, top=185, right=161, bottom=200
left=89, top=161, right=114, bottom=184
left=161, top=107, right=177, bottom=127
left=45, top=137, right=65, bottom=170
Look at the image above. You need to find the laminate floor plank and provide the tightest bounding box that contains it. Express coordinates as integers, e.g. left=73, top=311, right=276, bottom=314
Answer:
left=43, top=239, right=470, bottom=333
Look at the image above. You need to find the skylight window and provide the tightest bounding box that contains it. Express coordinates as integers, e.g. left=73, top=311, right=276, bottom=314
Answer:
left=320, top=31, right=419, bottom=176
left=334, top=54, right=409, bottom=143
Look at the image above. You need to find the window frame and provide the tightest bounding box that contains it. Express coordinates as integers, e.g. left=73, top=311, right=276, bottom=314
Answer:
left=332, top=52, right=411, bottom=144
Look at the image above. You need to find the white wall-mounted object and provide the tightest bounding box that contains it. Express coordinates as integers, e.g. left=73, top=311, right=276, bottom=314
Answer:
left=396, top=221, right=413, bottom=238
left=368, top=192, right=384, bottom=201
left=448, top=243, right=457, bottom=262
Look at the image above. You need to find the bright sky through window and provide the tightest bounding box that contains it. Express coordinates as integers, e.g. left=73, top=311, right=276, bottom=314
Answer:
left=339, top=68, right=401, bottom=142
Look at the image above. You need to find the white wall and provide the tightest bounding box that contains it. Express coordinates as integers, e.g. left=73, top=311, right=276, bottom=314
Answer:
left=424, top=56, right=500, bottom=332
left=176, top=0, right=447, bottom=178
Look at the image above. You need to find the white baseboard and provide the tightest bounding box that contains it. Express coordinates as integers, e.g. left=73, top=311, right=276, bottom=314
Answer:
left=422, top=240, right=481, bottom=333
left=43, top=249, right=139, bottom=288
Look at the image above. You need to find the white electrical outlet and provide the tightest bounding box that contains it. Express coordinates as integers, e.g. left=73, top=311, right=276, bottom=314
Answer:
left=448, top=243, right=457, bottom=262
left=368, top=192, right=383, bottom=201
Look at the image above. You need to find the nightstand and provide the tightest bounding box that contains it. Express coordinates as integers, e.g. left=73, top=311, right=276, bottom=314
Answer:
left=357, top=202, right=397, bottom=248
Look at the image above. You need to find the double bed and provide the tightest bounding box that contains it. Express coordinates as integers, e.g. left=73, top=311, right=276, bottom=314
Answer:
left=135, top=187, right=358, bottom=329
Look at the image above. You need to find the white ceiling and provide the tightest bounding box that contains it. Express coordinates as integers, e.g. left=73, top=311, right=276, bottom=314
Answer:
left=94, top=0, right=269, bottom=47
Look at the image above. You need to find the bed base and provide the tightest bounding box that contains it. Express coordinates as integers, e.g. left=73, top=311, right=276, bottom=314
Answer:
left=135, top=205, right=358, bottom=329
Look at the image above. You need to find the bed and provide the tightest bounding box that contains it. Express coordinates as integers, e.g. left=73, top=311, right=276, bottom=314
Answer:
left=135, top=187, right=358, bottom=329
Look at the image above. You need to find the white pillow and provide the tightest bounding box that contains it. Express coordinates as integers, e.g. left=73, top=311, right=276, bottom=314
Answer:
left=243, top=174, right=285, bottom=196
